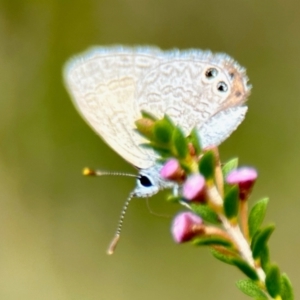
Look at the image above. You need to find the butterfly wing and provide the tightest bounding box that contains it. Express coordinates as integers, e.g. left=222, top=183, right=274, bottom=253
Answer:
left=134, top=49, right=251, bottom=147
left=64, top=46, right=250, bottom=169
left=199, top=106, right=248, bottom=147
left=64, top=46, right=165, bottom=169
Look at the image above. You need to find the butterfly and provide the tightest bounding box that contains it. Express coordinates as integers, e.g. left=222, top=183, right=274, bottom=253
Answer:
left=63, top=46, right=251, bottom=253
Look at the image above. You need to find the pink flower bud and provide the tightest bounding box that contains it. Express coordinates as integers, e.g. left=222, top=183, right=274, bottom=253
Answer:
left=171, top=212, right=203, bottom=243
left=226, top=167, right=258, bottom=200
left=160, top=159, right=185, bottom=182
left=182, top=174, right=206, bottom=202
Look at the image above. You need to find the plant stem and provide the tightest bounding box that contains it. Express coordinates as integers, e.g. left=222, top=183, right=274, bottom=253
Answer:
left=240, top=200, right=250, bottom=242
left=220, top=215, right=277, bottom=300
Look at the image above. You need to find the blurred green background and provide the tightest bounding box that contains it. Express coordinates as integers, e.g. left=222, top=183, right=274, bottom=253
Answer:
left=0, top=0, right=299, bottom=299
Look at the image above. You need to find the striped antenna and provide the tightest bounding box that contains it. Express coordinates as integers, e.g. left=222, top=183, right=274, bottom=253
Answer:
left=83, top=167, right=138, bottom=178
left=107, top=193, right=134, bottom=255
left=83, top=167, right=137, bottom=255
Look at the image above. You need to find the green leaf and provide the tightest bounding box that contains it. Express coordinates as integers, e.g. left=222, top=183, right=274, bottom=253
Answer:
left=236, top=279, right=268, bottom=299
left=153, top=115, right=175, bottom=145
left=199, top=150, right=215, bottom=180
left=178, top=160, right=192, bottom=174
left=260, top=244, right=270, bottom=272
left=134, top=119, right=155, bottom=141
left=224, top=185, right=239, bottom=219
left=190, top=203, right=220, bottom=224
left=222, top=158, right=239, bottom=194
left=222, top=158, right=239, bottom=178
left=281, top=273, right=294, bottom=300
left=231, top=258, right=259, bottom=281
left=266, top=264, right=281, bottom=298
left=188, top=127, right=202, bottom=155
left=248, top=198, right=269, bottom=238
left=172, top=127, right=188, bottom=158
left=193, top=237, right=232, bottom=247
left=141, top=110, right=158, bottom=121
left=210, top=247, right=238, bottom=265
left=251, top=224, right=275, bottom=259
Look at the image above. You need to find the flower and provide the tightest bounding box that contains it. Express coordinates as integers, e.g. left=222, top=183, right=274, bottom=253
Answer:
left=182, top=174, right=206, bottom=202
left=171, top=212, right=203, bottom=243
left=160, top=158, right=185, bottom=182
left=226, top=167, right=258, bottom=200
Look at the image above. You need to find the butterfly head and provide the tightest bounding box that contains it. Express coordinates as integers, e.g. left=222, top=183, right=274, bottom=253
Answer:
left=133, top=164, right=177, bottom=198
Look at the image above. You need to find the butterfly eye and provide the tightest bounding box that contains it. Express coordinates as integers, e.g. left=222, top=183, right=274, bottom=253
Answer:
left=139, top=175, right=153, bottom=187
left=205, top=68, right=218, bottom=79
left=217, top=81, right=228, bottom=92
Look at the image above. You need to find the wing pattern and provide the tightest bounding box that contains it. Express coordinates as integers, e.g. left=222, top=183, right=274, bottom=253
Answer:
left=64, top=46, right=250, bottom=169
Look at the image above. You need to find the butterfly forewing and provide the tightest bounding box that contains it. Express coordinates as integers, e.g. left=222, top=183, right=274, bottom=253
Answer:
left=64, top=47, right=165, bottom=169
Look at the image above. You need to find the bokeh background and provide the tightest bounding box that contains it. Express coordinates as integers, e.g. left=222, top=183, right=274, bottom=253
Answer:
left=0, top=0, right=299, bottom=299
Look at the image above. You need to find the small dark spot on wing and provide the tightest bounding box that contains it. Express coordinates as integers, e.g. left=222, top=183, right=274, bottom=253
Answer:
left=235, top=91, right=242, bottom=97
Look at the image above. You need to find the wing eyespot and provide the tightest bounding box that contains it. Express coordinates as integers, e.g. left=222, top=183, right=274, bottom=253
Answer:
left=217, top=81, right=228, bottom=92
left=205, top=68, right=218, bottom=79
